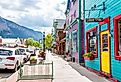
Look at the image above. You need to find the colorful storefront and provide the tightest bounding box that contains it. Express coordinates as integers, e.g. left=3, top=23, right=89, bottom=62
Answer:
left=66, top=24, right=79, bottom=62
left=65, top=0, right=84, bottom=63
left=84, top=0, right=121, bottom=81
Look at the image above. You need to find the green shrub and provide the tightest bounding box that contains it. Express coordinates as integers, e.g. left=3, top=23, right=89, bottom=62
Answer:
left=83, top=52, right=93, bottom=57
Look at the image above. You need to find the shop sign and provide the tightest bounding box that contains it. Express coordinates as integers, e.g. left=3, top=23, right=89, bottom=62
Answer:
left=86, top=18, right=103, bottom=22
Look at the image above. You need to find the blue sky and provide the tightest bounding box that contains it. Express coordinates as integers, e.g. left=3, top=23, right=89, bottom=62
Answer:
left=0, top=0, right=67, bottom=34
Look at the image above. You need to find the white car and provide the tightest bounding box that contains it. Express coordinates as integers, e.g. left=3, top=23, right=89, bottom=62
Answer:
left=0, top=48, right=24, bottom=72
left=18, top=48, right=31, bottom=62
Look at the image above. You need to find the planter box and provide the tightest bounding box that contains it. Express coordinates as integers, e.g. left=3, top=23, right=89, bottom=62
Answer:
left=84, top=56, right=94, bottom=60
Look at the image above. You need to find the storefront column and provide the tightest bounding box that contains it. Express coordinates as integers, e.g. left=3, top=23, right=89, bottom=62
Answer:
left=77, top=0, right=83, bottom=63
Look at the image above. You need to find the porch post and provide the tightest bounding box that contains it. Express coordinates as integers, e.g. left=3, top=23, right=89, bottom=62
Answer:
left=78, top=0, right=82, bottom=63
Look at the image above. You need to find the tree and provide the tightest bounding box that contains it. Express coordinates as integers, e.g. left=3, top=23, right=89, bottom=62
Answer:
left=25, top=38, right=42, bottom=48
left=33, top=41, right=42, bottom=48
left=25, top=38, right=34, bottom=47
left=45, top=34, right=53, bottom=49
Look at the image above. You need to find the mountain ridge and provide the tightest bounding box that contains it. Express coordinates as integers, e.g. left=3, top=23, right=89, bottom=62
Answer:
left=0, top=16, right=43, bottom=41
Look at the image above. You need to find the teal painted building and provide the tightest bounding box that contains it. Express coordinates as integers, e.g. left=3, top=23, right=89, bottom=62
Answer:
left=84, top=0, right=121, bottom=81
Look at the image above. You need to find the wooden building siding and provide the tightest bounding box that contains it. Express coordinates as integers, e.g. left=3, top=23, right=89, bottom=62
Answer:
left=65, top=0, right=85, bottom=63
left=85, top=0, right=121, bottom=81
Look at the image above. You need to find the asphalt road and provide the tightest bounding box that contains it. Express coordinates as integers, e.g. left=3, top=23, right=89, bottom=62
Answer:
left=0, top=69, right=13, bottom=78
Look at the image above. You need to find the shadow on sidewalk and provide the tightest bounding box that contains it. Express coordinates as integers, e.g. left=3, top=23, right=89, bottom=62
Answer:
left=69, top=62, right=111, bottom=82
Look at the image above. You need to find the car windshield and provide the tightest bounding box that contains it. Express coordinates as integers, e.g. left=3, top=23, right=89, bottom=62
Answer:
left=0, top=49, right=13, bottom=56
left=26, top=49, right=30, bottom=52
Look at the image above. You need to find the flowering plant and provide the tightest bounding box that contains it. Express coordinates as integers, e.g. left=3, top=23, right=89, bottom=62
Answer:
left=83, top=52, right=93, bottom=57
left=83, top=52, right=94, bottom=60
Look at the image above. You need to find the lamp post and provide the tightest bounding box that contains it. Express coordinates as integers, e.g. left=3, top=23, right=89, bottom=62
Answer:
left=43, top=32, right=45, bottom=52
left=53, top=20, right=58, bottom=40
left=53, top=19, right=58, bottom=53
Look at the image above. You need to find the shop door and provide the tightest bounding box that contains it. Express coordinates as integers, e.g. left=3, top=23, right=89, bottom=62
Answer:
left=100, top=30, right=110, bottom=74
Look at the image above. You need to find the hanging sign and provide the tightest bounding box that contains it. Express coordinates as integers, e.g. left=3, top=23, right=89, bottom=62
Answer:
left=86, top=18, right=103, bottom=22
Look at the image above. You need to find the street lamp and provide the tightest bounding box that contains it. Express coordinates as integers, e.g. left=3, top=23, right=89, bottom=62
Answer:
left=43, top=32, right=45, bottom=52
left=53, top=19, right=58, bottom=31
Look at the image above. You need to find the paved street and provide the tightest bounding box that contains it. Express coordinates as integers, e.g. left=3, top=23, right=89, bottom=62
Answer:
left=0, top=69, right=13, bottom=78
left=46, top=51, right=92, bottom=82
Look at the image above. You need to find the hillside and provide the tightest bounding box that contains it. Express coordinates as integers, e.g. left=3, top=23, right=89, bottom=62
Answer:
left=0, top=16, right=43, bottom=41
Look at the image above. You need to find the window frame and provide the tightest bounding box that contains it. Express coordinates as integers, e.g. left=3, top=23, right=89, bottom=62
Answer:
left=15, top=49, right=21, bottom=55
left=72, top=30, right=78, bottom=52
left=114, top=14, right=121, bottom=60
left=86, top=26, right=98, bottom=58
left=102, top=33, right=108, bottom=52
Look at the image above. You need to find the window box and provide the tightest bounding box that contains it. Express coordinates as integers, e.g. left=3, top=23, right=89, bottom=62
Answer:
left=83, top=52, right=95, bottom=60
left=84, top=56, right=94, bottom=60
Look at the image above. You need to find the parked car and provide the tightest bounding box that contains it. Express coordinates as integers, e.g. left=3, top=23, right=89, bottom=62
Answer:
left=18, top=48, right=31, bottom=61
left=0, top=48, right=24, bottom=72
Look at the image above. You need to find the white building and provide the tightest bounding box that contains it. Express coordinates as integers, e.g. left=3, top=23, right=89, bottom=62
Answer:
left=0, top=37, right=26, bottom=47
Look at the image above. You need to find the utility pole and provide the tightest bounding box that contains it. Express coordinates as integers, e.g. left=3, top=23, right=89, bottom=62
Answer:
left=43, top=32, right=45, bottom=52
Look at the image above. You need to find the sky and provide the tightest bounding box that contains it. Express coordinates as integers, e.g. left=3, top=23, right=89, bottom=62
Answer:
left=0, top=0, right=67, bottom=34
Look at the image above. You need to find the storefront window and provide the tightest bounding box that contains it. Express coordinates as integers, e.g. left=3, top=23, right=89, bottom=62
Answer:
left=72, top=30, right=78, bottom=52
left=114, top=14, right=121, bottom=60
left=69, top=33, right=72, bottom=54
left=118, top=19, right=121, bottom=54
left=88, top=30, right=97, bottom=53
left=66, top=34, right=69, bottom=52
left=86, top=27, right=98, bottom=57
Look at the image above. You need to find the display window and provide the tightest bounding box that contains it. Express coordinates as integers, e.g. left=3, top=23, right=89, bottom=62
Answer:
left=114, top=14, right=121, bottom=60
left=86, top=27, right=98, bottom=57
left=72, top=30, right=78, bottom=52
left=66, top=34, right=69, bottom=52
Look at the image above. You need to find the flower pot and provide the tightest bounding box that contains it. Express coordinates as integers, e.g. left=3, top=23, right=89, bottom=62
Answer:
left=30, top=60, right=37, bottom=65
left=84, top=56, right=94, bottom=60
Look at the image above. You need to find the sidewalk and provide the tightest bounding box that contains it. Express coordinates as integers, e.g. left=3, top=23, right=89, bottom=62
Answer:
left=69, top=62, right=111, bottom=82
left=46, top=52, right=92, bottom=82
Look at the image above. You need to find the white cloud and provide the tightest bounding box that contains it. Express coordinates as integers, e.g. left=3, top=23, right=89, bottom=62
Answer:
left=35, top=27, right=54, bottom=36
left=0, top=0, right=67, bottom=30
